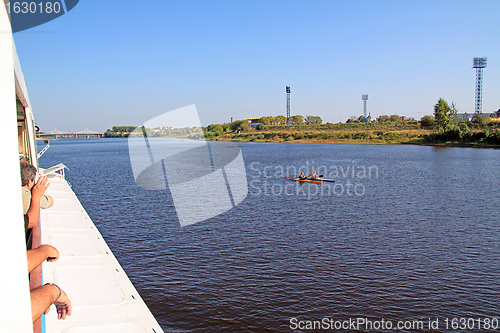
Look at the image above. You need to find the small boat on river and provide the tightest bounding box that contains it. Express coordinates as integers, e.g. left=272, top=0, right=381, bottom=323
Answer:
left=284, top=177, right=335, bottom=184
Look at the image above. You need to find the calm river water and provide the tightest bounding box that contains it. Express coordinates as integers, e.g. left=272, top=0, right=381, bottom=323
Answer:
left=38, top=138, right=499, bottom=332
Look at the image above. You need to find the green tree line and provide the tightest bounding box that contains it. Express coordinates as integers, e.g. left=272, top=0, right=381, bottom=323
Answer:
left=104, top=126, right=204, bottom=138
left=346, top=114, right=407, bottom=123
left=104, top=126, right=136, bottom=137
left=258, top=115, right=322, bottom=125
left=421, top=98, right=500, bottom=145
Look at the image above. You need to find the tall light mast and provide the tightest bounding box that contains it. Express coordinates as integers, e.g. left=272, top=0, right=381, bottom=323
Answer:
left=473, top=57, right=487, bottom=116
left=286, top=86, right=291, bottom=125
left=362, top=94, right=368, bottom=122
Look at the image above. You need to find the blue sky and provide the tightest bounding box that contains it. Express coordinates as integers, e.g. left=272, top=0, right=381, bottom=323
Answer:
left=13, top=0, right=500, bottom=132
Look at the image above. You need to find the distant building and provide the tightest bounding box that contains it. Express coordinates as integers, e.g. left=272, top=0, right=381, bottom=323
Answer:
left=366, top=113, right=376, bottom=123
left=457, top=110, right=499, bottom=121
left=244, top=117, right=261, bottom=127
left=457, top=113, right=474, bottom=121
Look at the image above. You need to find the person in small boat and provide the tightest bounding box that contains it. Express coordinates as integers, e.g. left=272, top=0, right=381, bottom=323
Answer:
left=310, top=171, right=319, bottom=179
left=298, top=172, right=306, bottom=180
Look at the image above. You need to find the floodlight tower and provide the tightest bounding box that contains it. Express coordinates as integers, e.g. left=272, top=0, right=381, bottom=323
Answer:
left=473, top=57, right=487, bottom=116
left=362, top=94, right=368, bottom=122
left=286, top=86, right=291, bottom=125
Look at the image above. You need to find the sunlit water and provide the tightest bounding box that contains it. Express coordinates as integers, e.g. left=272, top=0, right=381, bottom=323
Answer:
left=38, top=138, right=499, bottom=332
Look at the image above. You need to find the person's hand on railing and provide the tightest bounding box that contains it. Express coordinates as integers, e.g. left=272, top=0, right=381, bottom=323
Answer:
left=43, top=244, right=59, bottom=262
left=53, top=288, right=72, bottom=320
left=27, top=244, right=60, bottom=272
left=30, top=284, right=72, bottom=321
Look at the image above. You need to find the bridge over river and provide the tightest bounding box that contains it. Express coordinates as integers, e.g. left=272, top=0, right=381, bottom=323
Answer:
left=38, top=128, right=104, bottom=139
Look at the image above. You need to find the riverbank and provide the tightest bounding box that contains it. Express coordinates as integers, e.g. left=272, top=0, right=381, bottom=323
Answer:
left=100, top=121, right=500, bottom=148
left=405, top=141, right=500, bottom=149
left=208, top=129, right=500, bottom=148
left=210, top=129, right=425, bottom=145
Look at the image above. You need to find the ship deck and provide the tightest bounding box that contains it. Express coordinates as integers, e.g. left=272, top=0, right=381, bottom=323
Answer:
left=40, top=173, right=163, bottom=333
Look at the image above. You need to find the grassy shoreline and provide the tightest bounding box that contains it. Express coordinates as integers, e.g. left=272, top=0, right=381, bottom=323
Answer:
left=98, top=120, right=500, bottom=148
left=207, top=129, right=500, bottom=148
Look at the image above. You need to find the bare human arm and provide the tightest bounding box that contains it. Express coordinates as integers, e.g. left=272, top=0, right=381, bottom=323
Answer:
left=30, top=284, right=72, bottom=322
left=27, top=245, right=59, bottom=273
left=26, top=177, right=50, bottom=229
